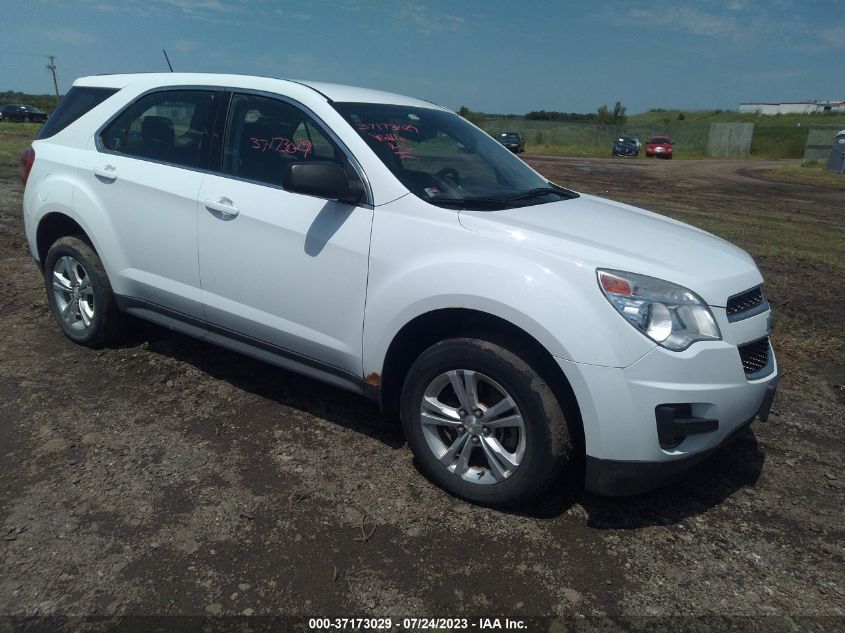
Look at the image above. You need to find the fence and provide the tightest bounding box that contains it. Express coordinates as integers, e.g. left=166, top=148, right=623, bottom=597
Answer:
left=803, top=126, right=844, bottom=165
left=706, top=123, right=754, bottom=158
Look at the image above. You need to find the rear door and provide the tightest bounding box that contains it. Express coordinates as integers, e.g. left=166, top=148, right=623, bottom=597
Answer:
left=80, top=88, right=219, bottom=318
left=196, top=92, right=373, bottom=375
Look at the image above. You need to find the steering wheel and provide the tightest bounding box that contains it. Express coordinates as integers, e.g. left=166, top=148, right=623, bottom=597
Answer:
left=435, top=167, right=461, bottom=187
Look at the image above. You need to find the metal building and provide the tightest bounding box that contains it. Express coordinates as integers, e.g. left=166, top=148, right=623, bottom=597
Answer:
left=739, top=100, right=845, bottom=115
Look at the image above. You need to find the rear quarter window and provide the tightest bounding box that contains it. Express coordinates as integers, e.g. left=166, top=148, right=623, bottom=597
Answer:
left=35, top=87, right=118, bottom=140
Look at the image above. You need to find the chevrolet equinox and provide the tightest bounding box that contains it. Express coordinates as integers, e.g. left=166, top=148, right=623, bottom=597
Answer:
left=22, top=74, right=779, bottom=506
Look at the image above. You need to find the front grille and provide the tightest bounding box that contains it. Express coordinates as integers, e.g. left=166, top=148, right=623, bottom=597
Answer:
left=726, top=287, right=766, bottom=321
left=738, top=337, right=771, bottom=376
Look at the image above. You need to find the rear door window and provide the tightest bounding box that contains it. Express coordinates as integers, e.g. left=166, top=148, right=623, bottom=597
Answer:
left=118, top=90, right=216, bottom=168
left=35, top=86, right=117, bottom=139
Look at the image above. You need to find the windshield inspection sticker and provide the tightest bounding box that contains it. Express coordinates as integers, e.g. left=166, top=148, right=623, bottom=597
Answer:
left=424, top=187, right=441, bottom=197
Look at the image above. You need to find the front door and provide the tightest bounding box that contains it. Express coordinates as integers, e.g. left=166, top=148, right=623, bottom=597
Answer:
left=196, top=93, right=373, bottom=376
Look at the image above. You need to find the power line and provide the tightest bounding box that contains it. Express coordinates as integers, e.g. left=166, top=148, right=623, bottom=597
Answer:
left=0, top=51, right=46, bottom=58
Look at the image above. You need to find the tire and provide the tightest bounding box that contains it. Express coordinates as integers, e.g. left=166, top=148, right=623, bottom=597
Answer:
left=400, top=338, right=572, bottom=507
left=43, top=236, right=125, bottom=347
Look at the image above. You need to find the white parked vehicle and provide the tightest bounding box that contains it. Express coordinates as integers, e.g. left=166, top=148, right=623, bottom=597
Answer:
left=22, top=74, right=779, bottom=506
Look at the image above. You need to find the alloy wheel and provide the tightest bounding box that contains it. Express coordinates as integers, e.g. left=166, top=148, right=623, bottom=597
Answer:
left=52, top=255, right=95, bottom=331
left=419, top=369, right=526, bottom=484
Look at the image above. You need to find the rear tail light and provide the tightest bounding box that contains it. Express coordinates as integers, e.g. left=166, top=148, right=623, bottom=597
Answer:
left=21, top=146, right=35, bottom=186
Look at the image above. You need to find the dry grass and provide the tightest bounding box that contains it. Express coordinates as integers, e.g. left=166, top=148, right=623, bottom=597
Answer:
left=0, top=122, right=38, bottom=174
left=774, top=163, right=845, bottom=188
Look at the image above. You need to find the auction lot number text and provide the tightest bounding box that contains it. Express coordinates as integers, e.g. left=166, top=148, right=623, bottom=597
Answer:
left=308, top=618, right=527, bottom=630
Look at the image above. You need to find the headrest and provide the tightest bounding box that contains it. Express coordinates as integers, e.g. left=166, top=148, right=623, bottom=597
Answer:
left=141, top=116, right=174, bottom=146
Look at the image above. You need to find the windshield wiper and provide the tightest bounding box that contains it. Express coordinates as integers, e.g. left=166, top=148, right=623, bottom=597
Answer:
left=428, top=186, right=577, bottom=209
left=502, top=187, right=562, bottom=202
left=427, top=197, right=515, bottom=209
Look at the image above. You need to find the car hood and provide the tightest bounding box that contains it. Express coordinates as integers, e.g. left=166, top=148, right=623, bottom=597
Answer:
left=458, top=193, right=761, bottom=306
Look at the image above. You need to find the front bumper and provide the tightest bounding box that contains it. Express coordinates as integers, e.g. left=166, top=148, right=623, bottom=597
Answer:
left=584, top=373, right=779, bottom=495
left=557, top=332, right=780, bottom=495
left=612, top=147, right=637, bottom=156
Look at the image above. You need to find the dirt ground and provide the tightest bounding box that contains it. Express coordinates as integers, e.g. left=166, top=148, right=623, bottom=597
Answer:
left=0, top=156, right=843, bottom=631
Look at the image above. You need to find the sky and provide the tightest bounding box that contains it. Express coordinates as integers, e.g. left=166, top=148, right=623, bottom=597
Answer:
left=1, top=0, right=843, bottom=114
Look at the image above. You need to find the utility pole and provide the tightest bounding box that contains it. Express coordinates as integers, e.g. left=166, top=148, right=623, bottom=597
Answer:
left=46, top=55, right=60, bottom=104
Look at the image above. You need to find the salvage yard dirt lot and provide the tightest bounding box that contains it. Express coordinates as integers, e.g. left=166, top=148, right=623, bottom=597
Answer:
left=0, top=149, right=843, bottom=628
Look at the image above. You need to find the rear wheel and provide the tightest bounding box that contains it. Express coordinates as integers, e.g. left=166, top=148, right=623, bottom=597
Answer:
left=400, top=338, right=572, bottom=507
left=44, top=236, right=125, bottom=347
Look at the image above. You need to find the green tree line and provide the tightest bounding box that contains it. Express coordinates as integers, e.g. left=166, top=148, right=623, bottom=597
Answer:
left=0, top=91, right=61, bottom=112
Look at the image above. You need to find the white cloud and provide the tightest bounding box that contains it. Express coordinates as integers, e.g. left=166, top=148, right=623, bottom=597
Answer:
left=627, top=6, right=742, bottom=38
left=273, top=8, right=313, bottom=20
left=172, top=39, right=200, bottom=53
left=42, top=27, right=97, bottom=45
left=395, top=2, right=466, bottom=35
left=333, top=0, right=362, bottom=12
left=79, top=0, right=242, bottom=20
left=614, top=0, right=836, bottom=51
left=156, top=0, right=242, bottom=15
left=820, top=23, right=845, bottom=49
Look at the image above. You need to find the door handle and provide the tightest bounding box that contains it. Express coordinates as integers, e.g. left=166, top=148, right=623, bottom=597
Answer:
left=203, top=197, right=240, bottom=219
left=93, top=165, right=117, bottom=181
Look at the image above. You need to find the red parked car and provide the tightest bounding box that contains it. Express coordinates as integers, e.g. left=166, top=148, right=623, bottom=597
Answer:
left=646, top=136, right=673, bottom=159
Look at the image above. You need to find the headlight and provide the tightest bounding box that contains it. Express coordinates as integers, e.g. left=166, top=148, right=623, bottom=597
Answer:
left=597, top=269, right=721, bottom=351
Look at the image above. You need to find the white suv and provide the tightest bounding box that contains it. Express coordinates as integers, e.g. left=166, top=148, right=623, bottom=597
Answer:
left=22, top=73, right=779, bottom=506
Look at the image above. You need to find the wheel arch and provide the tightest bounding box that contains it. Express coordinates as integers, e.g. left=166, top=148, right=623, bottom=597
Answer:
left=36, top=212, right=93, bottom=265
left=378, top=307, right=585, bottom=455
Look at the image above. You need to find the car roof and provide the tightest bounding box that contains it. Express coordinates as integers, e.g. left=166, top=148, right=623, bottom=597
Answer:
left=73, top=73, right=448, bottom=111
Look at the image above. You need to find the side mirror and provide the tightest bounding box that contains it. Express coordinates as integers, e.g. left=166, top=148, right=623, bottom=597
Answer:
left=283, top=162, right=364, bottom=205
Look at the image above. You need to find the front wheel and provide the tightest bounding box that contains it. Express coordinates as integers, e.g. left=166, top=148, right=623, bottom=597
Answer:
left=44, top=236, right=126, bottom=347
left=400, top=338, right=573, bottom=507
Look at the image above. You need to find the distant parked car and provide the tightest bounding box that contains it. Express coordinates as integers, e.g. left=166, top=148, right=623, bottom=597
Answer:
left=646, top=136, right=673, bottom=159
left=497, top=132, right=525, bottom=153
left=1, top=104, right=49, bottom=123
left=612, top=135, right=639, bottom=157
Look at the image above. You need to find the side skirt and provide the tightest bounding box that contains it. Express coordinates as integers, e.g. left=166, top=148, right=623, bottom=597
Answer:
left=115, top=295, right=378, bottom=401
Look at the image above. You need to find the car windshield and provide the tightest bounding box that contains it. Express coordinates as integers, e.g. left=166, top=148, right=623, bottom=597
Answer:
left=650, top=137, right=670, bottom=144
left=24, top=106, right=43, bottom=113
left=333, top=102, right=575, bottom=209
left=617, top=137, right=636, bottom=144
left=501, top=133, right=520, bottom=140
